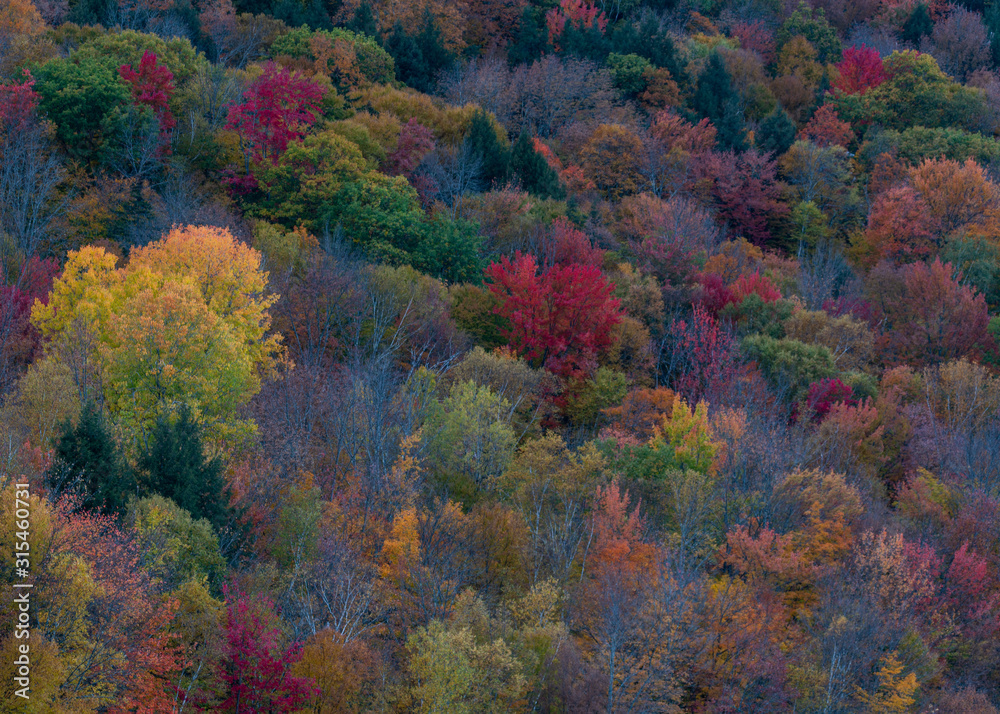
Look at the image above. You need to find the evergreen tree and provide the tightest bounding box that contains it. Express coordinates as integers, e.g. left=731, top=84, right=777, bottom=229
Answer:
left=385, top=12, right=453, bottom=92
left=694, top=53, right=747, bottom=151
left=510, top=132, right=564, bottom=199
left=985, top=1, right=1000, bottom=66
left=347, top=1, right=379, bottom=40
left=140, top=406, right=228, bottom=530
left=385, top=23, right=427, bottom=91
left=415, top=10, right=454, bottom=85
left=902, top=4, right=934, bottom=45
left=466, top=109, right=511, bottom=187
left=560, top=21, right=611, bottom=63
left=52, top=402, right=137, bottom=516
left=507, top=7, right=549, bottom=66
left=757, top=108, right=797, bottom=156
left=611, top=16, right=688, bottom=87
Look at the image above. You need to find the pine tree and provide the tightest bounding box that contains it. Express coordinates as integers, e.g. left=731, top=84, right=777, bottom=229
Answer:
left=902, top=4, right=933, bottom=45
left=611, top=16, right=687, bottom=87
left=757, top=107, right=797, bottom=156
left=140, top=406, right=228, bottom=529
left=985, top=1, right=1000, bottom=66
left=347, top=1, right=379, bottom=41
left=510, top=132, right=565, bottom=199
left=415, top=10, right=454, bottom=86
left=385, top=24, right=427, bottom=91
left=466, top=109, right=511, bottom=187
left=53, top=402, right=137, bottom=516
left=508, top=7, right=549, bottom=66
left=694, top=52, right=746, bottom=151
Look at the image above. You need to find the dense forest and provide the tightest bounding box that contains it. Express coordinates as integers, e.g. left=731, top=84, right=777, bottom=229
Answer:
left=1, top=0, right=1000, bottom=710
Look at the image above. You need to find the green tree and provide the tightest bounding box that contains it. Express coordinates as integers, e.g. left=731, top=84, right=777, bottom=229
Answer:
left=507, top=7, right=549, bottom=66
left=139, top=406, right=228, bottom=529
left=607, top=53, right=652, bottom=96
left=405, top=618, right=526, bottom=714
left=902, top=4, right=934, bottom=46
left=832, top=51, right=989, bottom=132
left=466, top=109, right=511, bottom=188
left=740, top=334, right=838, bottom=401
left=693, top=52, right=746, bottom=151
left=32, top=54, right=131, bottom=164
left=52, top=402, right=137, bottom=515
left=127, top=495, right=227, bottom=588
left=777, top=2, right=841, bottom=63
left=510, top=132, right=564, bottom=199
left=347, top=1, right=380, bottom=38
left=425, top=381, right=517, bottom=497
left=757, top=107, right=798, bottom=157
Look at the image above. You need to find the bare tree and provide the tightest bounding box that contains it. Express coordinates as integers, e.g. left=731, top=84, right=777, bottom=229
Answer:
left=0, top=118, right=67, bottom=265
left=417, top=141, right=483, bottom=217
left=103, top=106, right=165, bottom=181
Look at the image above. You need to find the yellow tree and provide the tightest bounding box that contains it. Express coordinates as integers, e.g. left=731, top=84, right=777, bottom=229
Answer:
left=854, top=651, right=919, bottom=714
left=128, top=224, right=282, bottom=377
left=32, top=226, right=283, bottom=448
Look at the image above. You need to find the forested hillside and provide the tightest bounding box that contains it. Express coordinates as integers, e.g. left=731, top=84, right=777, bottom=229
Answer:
left=1, top=0, right=1000, bottom=710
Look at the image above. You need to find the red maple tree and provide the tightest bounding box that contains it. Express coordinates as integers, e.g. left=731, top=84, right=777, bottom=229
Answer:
left=212, top=584, right=318, bottom=712
left=225, top=62, right=326, bottom=168
left=485, top=252, right=622, bottom=380
left=119, top=51, right=177, bottom=137
left=833, top=45, right=886, bottom=96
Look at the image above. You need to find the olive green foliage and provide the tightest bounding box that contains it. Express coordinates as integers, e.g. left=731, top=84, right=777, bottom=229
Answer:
left=741, top=334, right=838, bottom=400
left=269, top=27, right=396, bottom=84
left=127, top=495, right=226, bottom=588
left=425, top=380, right=518, bottom=495
left=858, top=127, right=1000, bottom=167
left=72, top=30, right=208, bottom=84
left=607, top=53, right=653, bottom=95
left=832, top=51, right=989, bottom=133
left=777, top=2, right=842, bottom=63
left=405, top=617, right=526, bottom=714
left=248, top=130, right=482, bottom=282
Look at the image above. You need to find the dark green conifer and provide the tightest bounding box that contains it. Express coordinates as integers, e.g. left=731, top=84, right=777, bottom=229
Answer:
left=509, top=132, right=565, bottom=199
left=53, top=402, right=137, bottom=516
left=466, top=109, right=511, bottom=188
left=347, top=2, right=380, bottom=40
left=757, top=108, right=797, bottom=156
left=694, top=53, right=747, bottom=151
left=902, top=4, right=934, bottom=45
left=140, top=406, right=228, bottom=530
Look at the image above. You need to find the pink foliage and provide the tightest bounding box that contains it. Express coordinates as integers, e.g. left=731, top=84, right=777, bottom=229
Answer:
left=667, top=305, right=742, bottom=403
left=119, top=51, right=177, bottom=137
left=545, top=0, right=608, bottom=49
left=1, top=257, right=61, bottom=376
left=541, top=217, right=605, bottom=268
left=382, top=118, right=434, bottom=179
left=0, top=70, right=39, bottom=132
left=225, top=62, right=326, bottom=166
left=697, top=273, right=736, bottom=315
left=730, top=271, right=782, bottom=303
left=822, top=295, right=880, bottom=328
left=485, top=252, right=622, bottom=381
left=833, top=45, right=886, bottom=96
left=216, top=584, right=317, bottom=712
left=806, top=378, right=857, bottom=422
left=730, top=21, right=776, bottom=63
left=693, top=150, right=786, bottom=245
